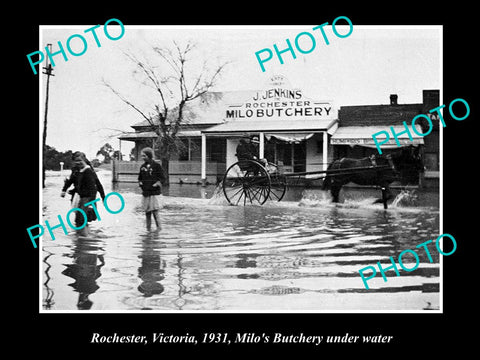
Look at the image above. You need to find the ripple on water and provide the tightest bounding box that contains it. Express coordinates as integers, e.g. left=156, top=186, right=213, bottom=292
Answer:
left=42, top=173, right=440, bottom=311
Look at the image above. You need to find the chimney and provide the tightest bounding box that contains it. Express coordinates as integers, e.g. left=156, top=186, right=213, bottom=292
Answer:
left=422, top=89, right=439, bottom=112
left=390, top=94, right=398, bottom=105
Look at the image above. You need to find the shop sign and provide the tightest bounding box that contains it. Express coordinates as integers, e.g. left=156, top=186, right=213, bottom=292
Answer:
left=330, top=138, right=415, bottom=146
left=225, top=75, right=334, bottom=121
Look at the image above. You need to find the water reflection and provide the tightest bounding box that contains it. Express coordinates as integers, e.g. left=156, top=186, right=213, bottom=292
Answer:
left=61, top=237, right=105, bottom=310
left=43, top=252, right=55, bottom=310
left=137, top=232, right=165, bottom=297
left=42, top=170, right=440, bottom=311
left=173, top=253, right=189, bottom=310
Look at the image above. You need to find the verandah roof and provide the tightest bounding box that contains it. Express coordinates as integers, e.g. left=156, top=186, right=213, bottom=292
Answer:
left=118, top=130, right=202, bottom=142
left=331, top=125, right=425, bottom=147
left=201, top=119, right=337, bottom=136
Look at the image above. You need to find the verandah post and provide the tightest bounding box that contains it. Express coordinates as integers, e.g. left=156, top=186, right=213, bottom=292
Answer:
left=259, top=132, right=265, bottom=159
left=201, top=133, right=207, bottom=186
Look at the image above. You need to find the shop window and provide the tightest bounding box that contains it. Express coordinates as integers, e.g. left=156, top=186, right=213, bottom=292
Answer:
left=274, top=142, right=306, bottom=172
left=264, top=142, right=275, bottom=163
left=208, top=138, right=226, bottom=163
left=277, top=143, right=292, bottom=166
left=424, top=153, right=439, bottom=171
left=178, top=139, right=189, bottom=161
left=190, top=139, right=202, bottom=161
left=293, top=142, right=306, bottom=173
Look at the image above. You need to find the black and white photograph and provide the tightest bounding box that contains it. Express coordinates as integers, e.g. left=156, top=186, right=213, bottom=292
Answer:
left=38, top=24, right=442, bottom=312
left=15, top=5, right=477, bottom=355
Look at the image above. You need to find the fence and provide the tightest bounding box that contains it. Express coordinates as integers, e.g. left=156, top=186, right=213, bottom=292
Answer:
left=112, top=159, right=226, bottom=185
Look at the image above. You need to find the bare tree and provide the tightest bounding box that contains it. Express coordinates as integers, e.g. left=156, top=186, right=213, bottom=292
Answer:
left=104, top=40, right=230, bottom=185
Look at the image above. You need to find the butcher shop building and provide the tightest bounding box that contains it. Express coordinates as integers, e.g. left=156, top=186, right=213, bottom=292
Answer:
left=115, top=75, right=439, bottom=188
left=115, top=75, right=338, bottom=184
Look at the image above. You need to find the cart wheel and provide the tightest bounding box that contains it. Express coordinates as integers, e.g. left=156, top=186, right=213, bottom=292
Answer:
left=266, top=162, right=287, bottom=202
left=222, top=160, right=271, bottom=206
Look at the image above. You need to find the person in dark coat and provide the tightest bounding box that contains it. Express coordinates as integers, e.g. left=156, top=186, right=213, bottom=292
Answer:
left=138, top=147, right=166, bottom=230
left=235, top=137, right=269, bottom=170
left=61, top=164, right=80, bottom=202
left=71, top=152, right=105, bottom=234
left=236, top=138, right=258, bottom=161
left=61, top=151, right=105, bottom=204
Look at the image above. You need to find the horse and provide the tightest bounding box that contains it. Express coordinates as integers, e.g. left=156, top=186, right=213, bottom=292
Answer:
left=322, top=146, right=424, bottom=208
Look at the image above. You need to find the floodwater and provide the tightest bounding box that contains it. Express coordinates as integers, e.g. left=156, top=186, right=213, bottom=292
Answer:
left=41, top=169, right=440, bottom=312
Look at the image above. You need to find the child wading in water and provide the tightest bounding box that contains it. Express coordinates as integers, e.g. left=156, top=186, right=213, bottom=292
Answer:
left=63, top=152, right=105, bottom=236
left=138, top=148, right=166, bottom=230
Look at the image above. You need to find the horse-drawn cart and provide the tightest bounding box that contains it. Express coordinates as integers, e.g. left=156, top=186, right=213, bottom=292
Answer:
left=221, top=158, right=394, bottom=208
left=222, top=159, right=288, bottom=206
left=221, top=143, right=423, bottom=209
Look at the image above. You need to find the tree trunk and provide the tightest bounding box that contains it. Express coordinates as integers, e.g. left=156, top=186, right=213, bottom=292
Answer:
left=161, top=158, right=170, bottom=186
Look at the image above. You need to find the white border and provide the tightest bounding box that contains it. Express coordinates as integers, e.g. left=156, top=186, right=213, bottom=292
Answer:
left=38, top=24, right=443, bottom=314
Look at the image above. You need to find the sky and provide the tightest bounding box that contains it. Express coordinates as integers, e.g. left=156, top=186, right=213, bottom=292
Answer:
left=39, top=24, right=441, bottom=160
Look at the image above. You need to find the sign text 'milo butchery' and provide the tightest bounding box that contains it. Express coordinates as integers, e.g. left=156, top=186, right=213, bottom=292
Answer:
left=225, top=87, right=333, bottom=121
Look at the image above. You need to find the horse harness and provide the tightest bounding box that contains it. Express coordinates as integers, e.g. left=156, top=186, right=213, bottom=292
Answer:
left=369, top=154, right=397, bottom=173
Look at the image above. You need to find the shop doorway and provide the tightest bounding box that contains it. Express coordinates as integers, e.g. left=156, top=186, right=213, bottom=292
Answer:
left=273, top=141, right=306, bottom=173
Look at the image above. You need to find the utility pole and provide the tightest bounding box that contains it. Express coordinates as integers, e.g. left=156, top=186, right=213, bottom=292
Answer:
left=42, top=44, right=54, bottom=188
